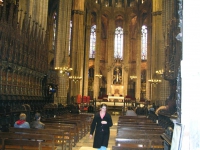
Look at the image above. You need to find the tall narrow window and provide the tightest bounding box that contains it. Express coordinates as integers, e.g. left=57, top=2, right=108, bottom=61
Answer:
left=141, top=25, right=147, bottom=60
left=52, top=12, right=57, bottom=51
left=114, top=27, right=123, bottom=58
left=89, top=25, right=96, bottom=58
left=69, top=20, right=72, bottom=55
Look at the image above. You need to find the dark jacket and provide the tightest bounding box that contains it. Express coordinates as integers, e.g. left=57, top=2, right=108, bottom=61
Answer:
left=30, top=120, right=45, bottom=129
left=90, top=112, right=113, bottom=148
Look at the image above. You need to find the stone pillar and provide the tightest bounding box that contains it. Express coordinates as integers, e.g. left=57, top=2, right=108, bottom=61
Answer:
left=146, top=25, right=151, bottom=100
left=123, top=18, right=129, bottom=96
left=93, top=12, right=102, bottom=99
left=151, top=0, right=163, bottom=101
left=135, top=32, right=141, bottom=101
left=106, top=16, right=115, bottom=95
left=82, top=8, right=91, bottom=97
left=54, top=0, right=72, bottom=104
left=70, top=0, right=85, bottom=97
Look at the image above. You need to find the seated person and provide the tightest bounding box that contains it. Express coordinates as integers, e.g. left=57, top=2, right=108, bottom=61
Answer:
left=30, top=112, right=45, bottom=129
left=14, top=113, right=30, bottom=128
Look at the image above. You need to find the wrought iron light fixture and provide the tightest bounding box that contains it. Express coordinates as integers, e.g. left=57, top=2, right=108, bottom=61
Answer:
left=69, top=75, right=82, bottom=83
left=69, top=51, right=82, bottom=83
left=156, top=69, right=164, bottom=75
left=148, top=79, right=162, bottom=84
left=95, top=74, right=102, bottom=78
left=55, top=67, right=73, bottom=74
left=55, top=52, right=72, bottom=75
left=148, top=73, right=162, bottom=84
left=130, top=75, right=137, bottom=80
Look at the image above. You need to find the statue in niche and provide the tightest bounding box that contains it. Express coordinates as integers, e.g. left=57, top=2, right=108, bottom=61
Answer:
left=113, top=67, right=122, bottom=84
left=114, top=89, right=120, bottom=96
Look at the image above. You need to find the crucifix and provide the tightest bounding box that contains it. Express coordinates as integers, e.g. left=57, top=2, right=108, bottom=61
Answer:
left=113, top=67, right=122, bottom=84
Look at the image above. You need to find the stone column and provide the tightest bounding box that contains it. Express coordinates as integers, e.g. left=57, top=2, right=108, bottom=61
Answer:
left=54, top=0, right=72, bottom=104
left=151, top=0, right=163, bottom=101
left=93, top=12, right=102, bottom=99
left=135, top=32, right=141, bottom=101
left=70, top=0, right=85, bottom=97
left=106, top=16, right=115, bottom=95
left=82, top=10, right=91, bottom=97
left=146, top=25, right=151, bottom=100
left=123, top=17, right=129, bottom=96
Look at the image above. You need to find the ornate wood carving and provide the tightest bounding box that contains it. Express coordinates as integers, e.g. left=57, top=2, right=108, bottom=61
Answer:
left=0, top=1, right=50, bottom=100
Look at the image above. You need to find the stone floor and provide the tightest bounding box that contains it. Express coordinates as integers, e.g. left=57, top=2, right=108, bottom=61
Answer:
left=72, top=114, right=119, bottom=150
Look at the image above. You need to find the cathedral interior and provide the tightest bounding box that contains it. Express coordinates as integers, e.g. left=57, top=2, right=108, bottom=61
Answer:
left=0, top=0, right=182, bottom=114
left=0, top=0, right=186, bottom=148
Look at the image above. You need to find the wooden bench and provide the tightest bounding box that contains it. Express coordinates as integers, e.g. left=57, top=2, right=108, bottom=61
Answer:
left=117, top=126, right=164, bottom=131
left=117, top=129, right=164, bottom=135
left=117, top=133, right=162, bottom=139
left=115, top=138, right=164, bottom=149
left=60, top=114, right=93, bottom=132
left=117, top=123, right=159, bottom=127
left=112, top=145, right=163, bottom=150
left=50, top=118, right=86, bottom=137
left=9, top=127, right=72, bottom=150
left=44, top=122, right=78, bottom=147
left=42, top=118, right=84, bottom=138
left=115, top=116, right=164, bottom=150
left=0, top=132, right=55, bottom=150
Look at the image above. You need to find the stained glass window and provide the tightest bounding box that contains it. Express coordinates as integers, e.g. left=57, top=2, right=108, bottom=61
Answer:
left=141, top=25, right=147, bottom=60
left=69, top=20, right=72, bottom=55
left=89, top=25, right=96, bottom=58
left=114, top=27, right=123, bottom=58
left=52, top=12, right=57, bottom=51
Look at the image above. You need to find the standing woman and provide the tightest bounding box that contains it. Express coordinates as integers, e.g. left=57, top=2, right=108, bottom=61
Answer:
left=90, top=103, right=113, bottom=150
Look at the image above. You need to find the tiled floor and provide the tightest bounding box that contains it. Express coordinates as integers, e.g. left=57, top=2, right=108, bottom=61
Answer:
left=72, top=115, right=119, bottom=150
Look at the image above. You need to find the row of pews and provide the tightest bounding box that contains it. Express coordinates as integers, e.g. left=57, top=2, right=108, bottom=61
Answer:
left=113, top=115, right=165, bottom=150
left=0, top=113, right=94, bottom=150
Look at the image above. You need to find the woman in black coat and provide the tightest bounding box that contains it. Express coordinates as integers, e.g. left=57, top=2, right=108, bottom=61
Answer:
left=90, top=103, right=113, bottom=150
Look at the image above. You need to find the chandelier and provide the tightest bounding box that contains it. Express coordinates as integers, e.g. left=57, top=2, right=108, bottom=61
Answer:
left=148, top=73, right=162, bottom=84
left=55, top=67, right=73, bottom=74
left=130, top=75, right=137, bottom=80
left=95, top=74, right=102, bottom=78
left=55, top=52, right=72, bottom=75
left=69, top=51, right=82, bottom=83
left=148, top=79, right=162, bottom=84
left=69, top=75, right=82, bottom=83
left=156, top=69, right=164, bottom=75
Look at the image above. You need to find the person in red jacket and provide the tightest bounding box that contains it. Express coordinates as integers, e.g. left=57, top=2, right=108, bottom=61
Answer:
left=89, top=103, right=113, bottom=150
left=14, top=113, right=30, bottom=128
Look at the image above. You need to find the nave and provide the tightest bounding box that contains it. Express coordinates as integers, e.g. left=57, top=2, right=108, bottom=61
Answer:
left=72, top=113, right=166, bottom=150
left=0, top=108, right=171, bottom=150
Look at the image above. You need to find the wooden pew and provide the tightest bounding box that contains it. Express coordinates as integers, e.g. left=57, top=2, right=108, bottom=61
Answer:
left=117, top=126, right=164, bottom=131
left=115, top=115, right=164, bottom=149
left=47, top=116, right=89, bottom=136
left=117, top=129, right=164, bottom=135
left=9, top=127, right=72, bottom=150
left=115, top=138, right=164, bottom=149
left=44, top=123, right=77, bottom=147
left=116, top=133, right=162, bottom=139
left=117, top=123, right=159, bottom=127
left=43, top=121, right=80, bottom=146
left=0, top=132, right=55, bottom=150
left=112, top=145, right=163, bottom=150
left=42, top=118, right=87, bottom=139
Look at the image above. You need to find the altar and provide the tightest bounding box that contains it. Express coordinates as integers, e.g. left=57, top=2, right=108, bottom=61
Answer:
left=108, top=96, right=124, bottom=102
